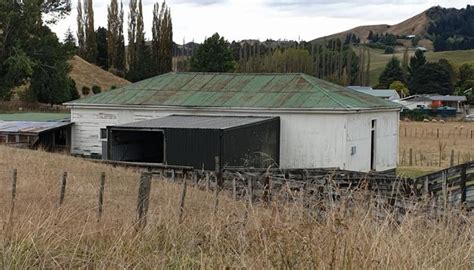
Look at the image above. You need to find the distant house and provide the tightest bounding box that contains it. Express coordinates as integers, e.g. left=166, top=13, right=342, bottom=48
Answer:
left=406, top=35, right=416, bottom=39
left=395, top=95, right=468, bottom=114
left=416, top=46, right=428, bottom=52
left=0, top=113, right=71, bottom=151
left=348, top=86, right=400, bottom=101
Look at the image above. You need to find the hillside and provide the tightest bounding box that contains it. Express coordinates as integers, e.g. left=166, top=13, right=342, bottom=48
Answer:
left=362, top=47, right=474, bottom=86
left=313, top=9, right=432, bottom=43
left=69, top=56, right=130, bottom=94
left=0, top=146, right=471, bottom=267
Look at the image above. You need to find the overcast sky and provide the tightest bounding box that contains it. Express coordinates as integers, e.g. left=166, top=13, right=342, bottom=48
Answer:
left=49, top=0, right=470, bottom=44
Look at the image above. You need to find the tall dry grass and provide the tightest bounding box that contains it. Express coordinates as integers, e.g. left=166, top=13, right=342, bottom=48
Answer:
left=0, top=146, right=472, bottom=268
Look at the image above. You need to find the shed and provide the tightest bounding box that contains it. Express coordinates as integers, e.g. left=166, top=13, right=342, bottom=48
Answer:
left=106, top=115, right=279, bottom=170
left=65, top=73, right=401, bottom=172
left=0, top=121, right=71, bottom=150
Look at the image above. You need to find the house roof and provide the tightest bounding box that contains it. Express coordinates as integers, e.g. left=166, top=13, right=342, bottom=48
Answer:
left=0, top=113, right=70, bottom=122
left=112, top=115, right=277, bottom=130
left=348, top=86, right=400, bottom=99
left=0, top=121, right=71, bottom=135
left=401, top=95, right=467, bottom=102
left=66, top=73, right=400, bottom=111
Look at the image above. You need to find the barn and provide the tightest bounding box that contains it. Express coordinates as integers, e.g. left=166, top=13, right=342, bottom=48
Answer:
left=65, top=73, right=401, bottom=172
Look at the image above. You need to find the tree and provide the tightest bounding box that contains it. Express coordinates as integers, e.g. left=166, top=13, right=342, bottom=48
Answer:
left=28, top=26, right=73, bottom=105
left=409, top=62, right=453, bottom=95
left=389, top=81, right=409, bottom=98
left=76, top=0, right=85, bottom=57
left=96, top=27, right=108, bottom=69
left=409, top=49, right=426, bottom=74
left=191, top=33, right=235, bottom=72
left=157, top=2, right=173, bottom=74
left=0, top=0, right=72, bottom=101
left=83, top=0, right=97, bottom=63
left=402, top=47, right=409, bottom=79
left=69, top=78, right=80, bottom=100
left=437, top=58, right=455, bottom=84
left=377, top=57, right=405, bottom=88
left=107, top=0, right=125, bottom=74
left=126, top=0, right=150, bottom=82
left=63, top=27, right=77, bottom=53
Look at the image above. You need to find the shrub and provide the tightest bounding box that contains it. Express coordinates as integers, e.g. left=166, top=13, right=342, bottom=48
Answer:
left=384, top=46, right=395, bottom=54
left=69, top=78, right=80, bottom=100
left=92, top=85, right=102, bottom=94
left=110, top=85, right=117, bottom=90
left=82, top=86, right=90, bottom=96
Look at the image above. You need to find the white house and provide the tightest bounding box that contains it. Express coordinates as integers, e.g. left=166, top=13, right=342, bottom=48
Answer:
left=348, top=86, right=401, bottom=101
left=65, top=73, right=401, bottom=172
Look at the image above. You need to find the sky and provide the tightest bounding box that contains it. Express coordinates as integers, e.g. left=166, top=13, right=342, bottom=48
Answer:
left=49, top=0, right=470, bottom=44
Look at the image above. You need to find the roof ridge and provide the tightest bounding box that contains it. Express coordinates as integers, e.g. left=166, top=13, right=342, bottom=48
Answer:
left=301, top=74, right=352, bottom=110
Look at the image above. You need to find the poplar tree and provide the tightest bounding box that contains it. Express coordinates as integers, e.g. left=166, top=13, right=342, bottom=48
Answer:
left=107, top=0, right=125, bottom=73
left=84, top=0, right=97, bottom=63
left=76, top=0, right=85, bottom=57
left=158, top=4, right=173, bottom=74
left=151, top=2, right=161, bottom=75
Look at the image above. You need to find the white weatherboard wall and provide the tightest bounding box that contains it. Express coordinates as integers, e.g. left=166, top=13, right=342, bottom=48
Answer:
left=70, top=107, right=399, bottom=171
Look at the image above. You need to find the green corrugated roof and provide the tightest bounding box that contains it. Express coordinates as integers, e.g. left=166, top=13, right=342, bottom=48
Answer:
left=0, top=113, right=70, bottom=122
left=66, top=73, right=401, bottom=110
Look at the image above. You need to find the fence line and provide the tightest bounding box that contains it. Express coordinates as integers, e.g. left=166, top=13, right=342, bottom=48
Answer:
left=2, top=161, right=472, bottom=231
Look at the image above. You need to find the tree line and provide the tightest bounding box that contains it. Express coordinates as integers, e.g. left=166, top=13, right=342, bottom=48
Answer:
left=75, top=0, right=173, bottom=82
left=189, top=33, right=370, bottom=86
left=377, top=48, right=474, bottom=104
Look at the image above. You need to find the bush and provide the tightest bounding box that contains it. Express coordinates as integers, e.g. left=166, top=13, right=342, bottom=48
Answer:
left=82, top=86, right=90, bottom=96
left=384, top=46, right=395, bottom=54
left=110, top=85, right=117, bottom=90
left=69, top=78, right=80, bottom=100
left=92, top=85, right=102, bottom=94
left=400, top=109, right=426, bottom=121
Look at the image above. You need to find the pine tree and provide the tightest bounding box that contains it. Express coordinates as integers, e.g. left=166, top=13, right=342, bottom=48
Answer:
left=84, top=0, right=97, bottom=63
left=378, top=57, right=405, bottom=88
left=402, top=47, right=409, bottom=79
left=64, top=27, right=77, bottom=53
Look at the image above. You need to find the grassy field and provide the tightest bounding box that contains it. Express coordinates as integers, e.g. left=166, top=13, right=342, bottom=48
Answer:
left=0, top=146, right=472, bottom=268
left=362, top=48, right=474, bottom=86
left=399, top=121, right=474, bottom=174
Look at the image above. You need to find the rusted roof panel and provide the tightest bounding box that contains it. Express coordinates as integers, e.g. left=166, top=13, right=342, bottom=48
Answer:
left=67, top=73, right=401, bottom=110
left=0, top=121, right=71, bottom=134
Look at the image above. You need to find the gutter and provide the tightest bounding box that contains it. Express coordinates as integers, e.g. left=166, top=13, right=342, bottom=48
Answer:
left=64, top=104, right=402, bottom=114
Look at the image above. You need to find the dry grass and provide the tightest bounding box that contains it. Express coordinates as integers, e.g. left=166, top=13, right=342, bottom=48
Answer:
left=399, top=121, right=474, bottom=169
left=69, top=56, right=130, bottom=95
left=0, top=146, right=472, bottom=268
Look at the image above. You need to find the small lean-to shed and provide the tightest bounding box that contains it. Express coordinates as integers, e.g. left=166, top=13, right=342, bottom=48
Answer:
left=106, top=115, right=280, bottom=170
left=65, top=73, right=401, bottom=172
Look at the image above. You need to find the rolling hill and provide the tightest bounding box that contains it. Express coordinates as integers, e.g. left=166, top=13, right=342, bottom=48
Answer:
left=312, top=9, right=432, bottom=44
left=68, top=56, right=130, bottom=95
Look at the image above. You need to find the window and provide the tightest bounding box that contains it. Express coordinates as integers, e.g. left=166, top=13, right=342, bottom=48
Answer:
left=100, top=128, right=107, bottom=140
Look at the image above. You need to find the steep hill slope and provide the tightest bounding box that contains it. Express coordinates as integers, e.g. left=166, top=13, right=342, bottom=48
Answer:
left=313, top=9, right=432, bottom=43
left=69, top=56, right=130, bottom=94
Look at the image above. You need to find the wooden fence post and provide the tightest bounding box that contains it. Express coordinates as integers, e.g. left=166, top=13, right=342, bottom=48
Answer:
left=409, top=148, right=413, bottom=166
left=97, top=172, right=106, bottom=222
left=206, top=172, right=210, bottom=192
left=442, top=170, right=448, bottom=209
left=178, top=179, right=187, bottom=223
left=10, top=169, right=17, bottom=215
left=232, top=177, right=237, bottom=201
left=213, top=156, right=221, bottom=215
left=59, top=172, right=67, bottom=206
left=450, top=150, right=454, bottom=167
left=262, top=174, right=271, bottom=204
left=460, top=164, right=467, bottom=205
left=247, top=176, right=253, bottom=206
left=136, top=172, right=152, bottom=230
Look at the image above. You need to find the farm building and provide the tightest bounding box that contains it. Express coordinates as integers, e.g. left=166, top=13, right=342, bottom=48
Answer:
left=65, top=73, right=401, bottom=172
left=348, top=86, right=401, bottom=101
left=396, top=95, right=469, bottom=115
left=0, top=113, right=71, bottom=151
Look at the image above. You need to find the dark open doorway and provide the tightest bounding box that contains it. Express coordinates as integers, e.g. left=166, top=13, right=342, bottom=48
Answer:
left=370, top=119, right=377, bottom=171
left=109, top=129, right=165, bottom=163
